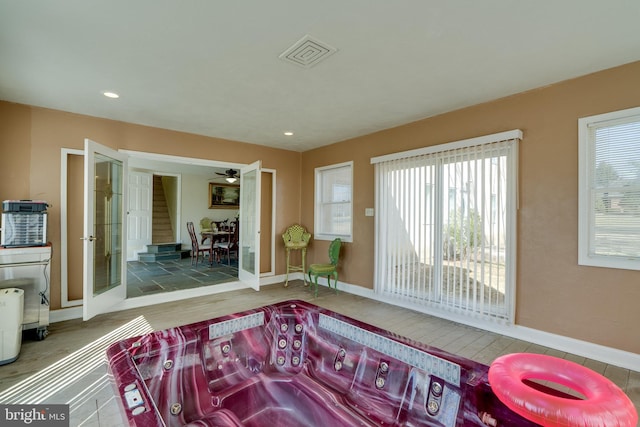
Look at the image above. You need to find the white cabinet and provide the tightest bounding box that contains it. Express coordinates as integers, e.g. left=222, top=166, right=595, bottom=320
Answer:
left=0, top=245, right=51, bottom=340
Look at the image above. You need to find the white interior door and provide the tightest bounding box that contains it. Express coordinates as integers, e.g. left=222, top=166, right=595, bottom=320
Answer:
left=83, top=139, right=128, bottom=320
left=126, top=171, right=152, bottom=260
left=238, top=161, right=261, bottom=290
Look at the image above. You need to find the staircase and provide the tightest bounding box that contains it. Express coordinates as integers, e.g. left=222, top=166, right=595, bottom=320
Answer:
left=152, top=176, right=174, bottom=243
left=136, top=176, right=191, bottom=262
left=138, top=243, right=190, bottom=262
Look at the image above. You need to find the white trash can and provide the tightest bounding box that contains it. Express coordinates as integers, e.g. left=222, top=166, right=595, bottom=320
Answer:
left=0, top=288, right=24, bottom=365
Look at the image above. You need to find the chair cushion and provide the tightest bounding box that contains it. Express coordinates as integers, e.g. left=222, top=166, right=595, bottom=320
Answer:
left=285, top=241, right=308, bottom=249
left=309, top=263, right=335, bottom=273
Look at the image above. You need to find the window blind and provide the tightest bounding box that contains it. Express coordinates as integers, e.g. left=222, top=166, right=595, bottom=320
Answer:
left=588, top=119, right=640, bottom=259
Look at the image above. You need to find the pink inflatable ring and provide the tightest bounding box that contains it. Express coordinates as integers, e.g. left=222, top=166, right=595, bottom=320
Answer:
left=488, top=353, right=637, bottom=426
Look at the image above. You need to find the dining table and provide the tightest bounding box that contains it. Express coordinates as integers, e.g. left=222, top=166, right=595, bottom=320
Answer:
left=200, top=230, right=232, bottom=265
left=200, top=230, right=231, bottom=245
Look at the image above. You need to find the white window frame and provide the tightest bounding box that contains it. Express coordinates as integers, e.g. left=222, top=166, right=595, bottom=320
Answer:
left=578, top=106, right=640, bottom=271
left=314, top=161, right=353, bottom=242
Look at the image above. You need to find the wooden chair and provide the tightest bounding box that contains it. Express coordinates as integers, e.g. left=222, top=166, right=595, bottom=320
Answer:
left=187, top=221, right=213, bottom=267
left=214, top=220, right=239, bottom=265
left=282, top=224, right=311, bottom=287
left=308, top=238, right=341, bottom=297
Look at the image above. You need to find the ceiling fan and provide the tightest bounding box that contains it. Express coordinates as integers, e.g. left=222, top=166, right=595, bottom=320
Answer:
left=214, top=168, right=240, bottom=183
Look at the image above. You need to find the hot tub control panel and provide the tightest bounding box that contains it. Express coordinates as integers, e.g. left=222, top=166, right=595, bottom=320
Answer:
left=122, top=382, right=147, bottom=417
left=425, top=376, right=461, bottom=426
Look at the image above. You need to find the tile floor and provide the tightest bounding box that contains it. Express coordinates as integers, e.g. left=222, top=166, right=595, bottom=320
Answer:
left=126, top=257, right=238, bottom=298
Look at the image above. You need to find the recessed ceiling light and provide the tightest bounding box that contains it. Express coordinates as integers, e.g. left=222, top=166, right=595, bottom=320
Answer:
left=284, top=131, right=294, bottom=136
left=102, top=91, right=120, bottom=99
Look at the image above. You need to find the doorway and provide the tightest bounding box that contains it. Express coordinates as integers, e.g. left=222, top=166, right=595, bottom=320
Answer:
left=61, top=149, right=275, bottom=310
left=126, top=172, right=181, bottom=260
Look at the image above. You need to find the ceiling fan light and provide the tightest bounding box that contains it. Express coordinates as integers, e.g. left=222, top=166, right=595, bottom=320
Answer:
left=226, top=176, right=237, bottom=183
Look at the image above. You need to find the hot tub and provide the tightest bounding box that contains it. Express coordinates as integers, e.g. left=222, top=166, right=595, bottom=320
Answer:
left=106, top=300, right=540, bottom=426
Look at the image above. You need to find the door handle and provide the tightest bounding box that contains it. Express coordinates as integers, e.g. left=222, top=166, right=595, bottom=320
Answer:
left=80, top=236, right=97, bottom=242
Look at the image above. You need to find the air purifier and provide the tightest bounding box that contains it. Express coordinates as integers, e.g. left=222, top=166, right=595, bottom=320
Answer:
left=0, top=288, right=24, bottom=365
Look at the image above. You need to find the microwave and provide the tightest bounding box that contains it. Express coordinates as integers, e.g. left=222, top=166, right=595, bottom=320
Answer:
left=1, top=213, right=48, bottom=248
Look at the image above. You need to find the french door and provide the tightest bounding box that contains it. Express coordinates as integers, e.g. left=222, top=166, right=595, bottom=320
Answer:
left=238, top=161, right=261, bottom=290
left=82, top=139, right=128, bottom=320
left=81, top=144, right=262, bottom=318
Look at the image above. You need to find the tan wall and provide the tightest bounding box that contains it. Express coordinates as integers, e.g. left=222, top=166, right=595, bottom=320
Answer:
left=0, top=103, right=301, bottom=310
left=301, top=61, right=640, bottom=354
left=0, top=103, right=31, bottom=202
left=66, top=154, right=84, bottom=301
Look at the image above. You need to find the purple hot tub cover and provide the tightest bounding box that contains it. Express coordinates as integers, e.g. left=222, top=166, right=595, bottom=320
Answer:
left=106, top=300, right=542, bottom=426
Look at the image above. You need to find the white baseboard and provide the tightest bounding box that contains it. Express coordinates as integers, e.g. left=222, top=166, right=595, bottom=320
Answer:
left=50, top=274, right=640, bottom=371
left=50, top=306, right=83, bottom=323
left=509, top=325, right=640, bottom=372
left=316, top=277, right=640, bottom=371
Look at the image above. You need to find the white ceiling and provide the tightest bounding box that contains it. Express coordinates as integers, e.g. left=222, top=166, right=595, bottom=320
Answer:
left=1, top=1, right=639, bottom=152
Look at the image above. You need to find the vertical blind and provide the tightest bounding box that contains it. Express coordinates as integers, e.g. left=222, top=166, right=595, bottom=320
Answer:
left=372, top=131, right=521, bottom=323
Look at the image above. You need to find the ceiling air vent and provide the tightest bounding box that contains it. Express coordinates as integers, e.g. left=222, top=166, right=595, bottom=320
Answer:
left=279, top=35, right=337, bottom=68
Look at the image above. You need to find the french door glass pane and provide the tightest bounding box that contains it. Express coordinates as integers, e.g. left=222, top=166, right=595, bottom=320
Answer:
left=93, top=153, right=123, bottom=295
left=240, top=168, right=257, bottom=274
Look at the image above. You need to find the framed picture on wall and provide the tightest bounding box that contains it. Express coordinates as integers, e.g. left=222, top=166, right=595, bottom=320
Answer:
left=209, top=183, right=240, bottom=209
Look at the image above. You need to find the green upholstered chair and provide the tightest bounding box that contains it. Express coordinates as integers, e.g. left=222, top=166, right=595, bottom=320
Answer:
left=308, top=238, right=341, bottom=297
left=200, top=217, right=213, bottom=234
left=282, top=224, right=311, bottom=287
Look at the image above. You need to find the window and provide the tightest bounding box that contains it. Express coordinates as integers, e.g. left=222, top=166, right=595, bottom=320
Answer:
left=314, top=161, right=353, bottom=242
left=371, top=130, right=521, bottom=323
left=578, top=106, right=640, bottom=270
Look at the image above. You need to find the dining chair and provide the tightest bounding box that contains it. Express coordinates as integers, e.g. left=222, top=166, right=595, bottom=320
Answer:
left=200, top=217, right=213, bottom=233
left=187, top=221, right=213, bottom=267
left=214, top=220, right=239, bottom=265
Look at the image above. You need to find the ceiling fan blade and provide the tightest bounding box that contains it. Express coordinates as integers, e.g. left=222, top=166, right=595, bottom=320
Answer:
left=212, top=169, right=239, bottom=179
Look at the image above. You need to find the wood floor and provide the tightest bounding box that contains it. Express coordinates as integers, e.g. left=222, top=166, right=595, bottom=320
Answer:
left=1, top=280, right=638, bottom=426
